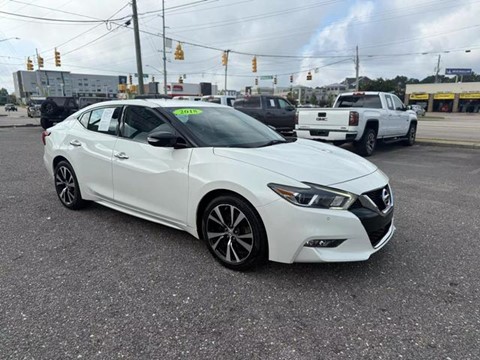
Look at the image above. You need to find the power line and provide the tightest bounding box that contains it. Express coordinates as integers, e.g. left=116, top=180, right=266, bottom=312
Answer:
left=0, top=9, right=130, bottom=23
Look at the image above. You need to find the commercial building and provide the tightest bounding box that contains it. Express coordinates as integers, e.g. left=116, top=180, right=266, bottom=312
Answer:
left=405, top=82, right=480, bottom=113
left=13, top=70, right=126, bottom=103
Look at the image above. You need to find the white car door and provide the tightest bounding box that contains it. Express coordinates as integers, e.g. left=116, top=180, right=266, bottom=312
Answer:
left=392, top=95, right=410, bottom=135
left=65, top=106, right=122, bottom=200
left=112, top=105, right=192, bottom=226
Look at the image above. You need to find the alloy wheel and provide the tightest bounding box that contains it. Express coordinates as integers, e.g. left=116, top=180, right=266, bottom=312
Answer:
left=366, top=132, right=376, bottom=153
left=55, top=166, right=76, bottom=206
left=206, top=204, right=254, bottom=264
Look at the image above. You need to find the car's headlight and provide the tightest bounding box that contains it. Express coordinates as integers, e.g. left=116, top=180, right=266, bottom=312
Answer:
left=268, top=183, right=357, bottom=210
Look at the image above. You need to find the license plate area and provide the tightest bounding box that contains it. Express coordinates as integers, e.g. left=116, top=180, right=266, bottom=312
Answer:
left=310, top=130, right=329, bottom=136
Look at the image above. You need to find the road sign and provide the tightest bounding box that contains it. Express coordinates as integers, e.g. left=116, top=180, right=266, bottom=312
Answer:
left=260, top=75, right=273, bottom=80
left=445, top=68, right=472, bottom=76
left=134, top=73, right=149, bottom=78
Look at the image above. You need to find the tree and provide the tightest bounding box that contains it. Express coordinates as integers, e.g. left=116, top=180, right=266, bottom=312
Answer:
left=309, top=94, right=318, bottom=105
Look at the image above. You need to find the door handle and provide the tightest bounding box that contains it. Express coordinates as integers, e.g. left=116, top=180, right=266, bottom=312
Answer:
left=114, top=152, right=129, bottom=160
left=69, top=139, right=82, bottom=147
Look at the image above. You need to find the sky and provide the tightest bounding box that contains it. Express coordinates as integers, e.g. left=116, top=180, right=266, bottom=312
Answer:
left=1, top=0, right=479, bottom=93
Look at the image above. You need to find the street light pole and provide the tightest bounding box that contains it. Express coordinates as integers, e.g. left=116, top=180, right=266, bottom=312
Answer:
left=162, top=0, right=168, bottom=95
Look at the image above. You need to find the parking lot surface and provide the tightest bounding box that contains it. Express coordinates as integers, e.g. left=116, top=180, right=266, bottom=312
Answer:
left=1, top=127, right=479, bottom=359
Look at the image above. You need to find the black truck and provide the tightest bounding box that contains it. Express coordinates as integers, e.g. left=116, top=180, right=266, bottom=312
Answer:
left=233, top=95, right=296, bottom=135
left=40, top=96, right=111, bottom=129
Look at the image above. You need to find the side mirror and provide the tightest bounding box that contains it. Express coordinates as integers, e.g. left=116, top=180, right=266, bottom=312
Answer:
left=147, top=131, right=188, bottom=149
left=285, top=105, right=295, bottom=111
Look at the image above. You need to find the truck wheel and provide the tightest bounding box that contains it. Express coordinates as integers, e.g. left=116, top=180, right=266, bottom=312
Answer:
left=355, top=128, right=377, bottom=157
left=40, top=118, right=53, bottom=129
left=40, top=100, right=59, bottom=116
left=403, top=124, right=416, bottom=146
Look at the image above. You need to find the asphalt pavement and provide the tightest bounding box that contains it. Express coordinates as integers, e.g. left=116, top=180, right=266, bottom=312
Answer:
left=1, top=127, right=479, bottom=359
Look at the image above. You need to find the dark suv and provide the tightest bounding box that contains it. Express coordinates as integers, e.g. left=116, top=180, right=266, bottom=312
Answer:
left=233, top=95, right=295, bottom=135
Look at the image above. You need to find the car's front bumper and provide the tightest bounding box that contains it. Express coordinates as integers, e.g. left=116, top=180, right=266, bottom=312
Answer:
left=257, top=174, right=394, bottom=264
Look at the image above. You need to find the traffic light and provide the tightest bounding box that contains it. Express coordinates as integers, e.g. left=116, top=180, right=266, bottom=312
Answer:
left=37, top=55, right=44, bottom=68
left=26, top=57, right=34, bottom=71
left=54, top=48, right=61, bottom=67
left=152, top=76, right=155, bottom=82
left=306, top=71, right=312, bottom=81
left=222, top=51, right=228, bottom=66
left=129, top=74, right=133, bottom=84
left=290, top=74, right=293, bottom=83
left=178, top=76, right=183, bottom=84
left=174, top=43, right=184, bottom=60
left=252, top=56, right=257, bottom=73
left=274, top=76, right=277, bottom=85
left=255, top=77, right=258, bottom=86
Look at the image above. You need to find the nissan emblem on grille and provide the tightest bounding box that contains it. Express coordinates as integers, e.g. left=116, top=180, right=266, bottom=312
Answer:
left=382, top=188, right=391, bottom=207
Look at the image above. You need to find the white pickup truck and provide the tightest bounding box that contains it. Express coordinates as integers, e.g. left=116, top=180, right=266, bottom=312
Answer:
left=295, top=91, right=417, bottom=156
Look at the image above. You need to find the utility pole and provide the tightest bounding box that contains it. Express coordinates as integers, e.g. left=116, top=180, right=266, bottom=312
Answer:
left=434, top=54, right=441, bottom=84
left=224, top=50, right=230, bottom=93
left=132, top=0, right=144, bottom=94
left=355, top=45, right=359, bottom=91
left=162, top=0, right=168, bottom=94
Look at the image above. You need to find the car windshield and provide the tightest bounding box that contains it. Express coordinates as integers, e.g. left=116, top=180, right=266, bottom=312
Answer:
left=163, top=106, right=285, bottom=148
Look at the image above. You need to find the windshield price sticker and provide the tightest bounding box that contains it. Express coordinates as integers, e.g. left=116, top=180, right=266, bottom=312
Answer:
left=173, top=108, right=203, bottom=116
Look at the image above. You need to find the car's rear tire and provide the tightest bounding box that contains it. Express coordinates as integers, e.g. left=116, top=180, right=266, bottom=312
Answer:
left=355, top=128, right=377, bottom=156
left=40, top=118, right=53, bottom=129
left=403, top=124, right=416, bottom=146
left=54, top=161, right=88, bottom=210
left=201, top=195, right=268, bottom=271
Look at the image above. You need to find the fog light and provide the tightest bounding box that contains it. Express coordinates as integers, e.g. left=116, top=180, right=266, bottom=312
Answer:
left=304, top=239, right=346, bottom=248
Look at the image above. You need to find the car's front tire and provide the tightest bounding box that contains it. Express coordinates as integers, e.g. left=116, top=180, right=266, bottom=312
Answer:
left=54, top=161, right=88, bottom=210
left=201, top=195, right=268, bottom=271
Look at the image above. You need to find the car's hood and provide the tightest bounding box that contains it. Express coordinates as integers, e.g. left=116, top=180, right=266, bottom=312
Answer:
left=213, top=139, right=377, bottom=186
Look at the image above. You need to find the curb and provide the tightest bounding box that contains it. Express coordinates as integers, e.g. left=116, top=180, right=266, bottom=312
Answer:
left=0, top=123, right=41, bottom=128
left=416, top=138, right=480, bottom=149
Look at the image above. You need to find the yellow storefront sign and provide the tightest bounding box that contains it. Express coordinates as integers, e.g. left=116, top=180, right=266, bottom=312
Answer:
left=433, top=93, right=455, bottom=100
left=410, top=93, right=429, bottom=100
left=459, top=93, right=480, bottom=99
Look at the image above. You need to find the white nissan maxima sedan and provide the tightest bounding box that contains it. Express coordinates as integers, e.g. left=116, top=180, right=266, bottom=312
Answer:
left=43, top=99, right=395, bottom=270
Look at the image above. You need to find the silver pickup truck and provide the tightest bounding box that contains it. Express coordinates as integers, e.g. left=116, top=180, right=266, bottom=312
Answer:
left=295, top=91, right=417, bottom=156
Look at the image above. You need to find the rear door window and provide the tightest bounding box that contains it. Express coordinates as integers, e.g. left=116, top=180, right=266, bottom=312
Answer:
left=86, top=107, right=122, bottom=135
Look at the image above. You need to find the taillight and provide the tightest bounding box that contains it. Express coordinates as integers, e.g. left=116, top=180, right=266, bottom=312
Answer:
left=41, top=131, right=50, bottom=145
left=349, top=111, right=359, bottom=126
left=295, top=111, right=299, bottom=125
